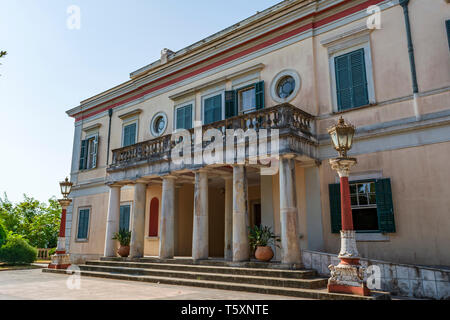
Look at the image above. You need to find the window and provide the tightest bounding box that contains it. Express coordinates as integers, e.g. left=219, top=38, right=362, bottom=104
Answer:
left=334, top=48, right=369, bottom=111
left=119, top=204, right=131, bottom=232
left=175, top=104, right=193, bottom=130
left=122, top=122, right=137, bottom=147
left=149, top=197, right=159, bottom=237
left=277, top=76, right=296, bottom=99
left=203, top=94, right=223, bottom=125
left=270, top=71, right=300, bottom=104
left=446, top=20, right=450, bottom=51
left=329, top=178, right=396, bottom=233
left=77, top=208, right=90, bottom=240
left=225, top=81, right=265, bottom=118
left=79, top=134, right=98, bottom=170
left=150, top=112, right=168, bottom=137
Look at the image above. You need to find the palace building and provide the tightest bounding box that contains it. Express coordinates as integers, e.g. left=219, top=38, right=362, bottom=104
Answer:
left=65, top=0, right=450, bottom=271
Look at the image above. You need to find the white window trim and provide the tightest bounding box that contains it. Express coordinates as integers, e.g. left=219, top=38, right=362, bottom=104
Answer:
left=173, top=100, right=195, bottom=132
left=326, top=31, right=376, bottom=113
left=120, top=201, right=133, bottom=232
left=75, top=207, right=91, bottom=242
left=150, top=112, right=168, bottom=138
left=235, top=84, right=257, bottom=115
left=201, top=90, right=225, bottom=124
left=121, top=119, right=139, bottom=147
left=270, top=69, right=301, bottom=104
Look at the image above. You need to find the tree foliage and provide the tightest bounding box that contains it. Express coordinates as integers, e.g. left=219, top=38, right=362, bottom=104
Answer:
left=0, top=194, right=61, bottom=248
left=0, top=233, right=37, bottom=264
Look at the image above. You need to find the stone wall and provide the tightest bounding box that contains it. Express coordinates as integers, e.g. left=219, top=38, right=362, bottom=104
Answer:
left=302, top=250, right=450, bottom=300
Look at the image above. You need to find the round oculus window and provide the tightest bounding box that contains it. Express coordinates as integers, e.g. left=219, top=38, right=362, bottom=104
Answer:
left=150, top=112, right=168, bottom=137
left=277, top=76, right=296, bottom=99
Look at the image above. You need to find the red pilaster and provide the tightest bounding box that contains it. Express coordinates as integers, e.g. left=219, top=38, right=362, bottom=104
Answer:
left=59, top=208, right=67, bottom=237
left=340, top=176, right=353, bottom=231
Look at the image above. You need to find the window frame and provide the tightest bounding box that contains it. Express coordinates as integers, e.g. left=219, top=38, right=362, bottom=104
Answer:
left=326, top=32, right=376, bottom=113
left=119, top=202, right=132, bottom=232
left=76, top=207, right=91, bottom=242
left=174, top=100, right=195, bottom=132
left=348, top=179, right=380, bottom=233
left=236, top=84, right=257, bottom=114
left=79, top=132, right=99, bottom=171
left=201, top=91, right=225, bottom=125
left=121, top=119, right=138, bottom=147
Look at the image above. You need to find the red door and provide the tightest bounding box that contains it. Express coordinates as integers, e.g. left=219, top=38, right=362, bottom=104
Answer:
left=149, top=197, right=159, bottom=237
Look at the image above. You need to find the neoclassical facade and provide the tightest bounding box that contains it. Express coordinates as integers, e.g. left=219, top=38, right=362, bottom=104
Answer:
left=65, top=0, right=450, bottom=267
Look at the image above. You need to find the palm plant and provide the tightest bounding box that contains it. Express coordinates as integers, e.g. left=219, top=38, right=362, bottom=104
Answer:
left=248, top=225, right=280, bottom=251
left=112, top=229, right=131, bottom=246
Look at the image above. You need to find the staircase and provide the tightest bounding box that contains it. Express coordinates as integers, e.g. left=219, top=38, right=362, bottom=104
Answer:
left=43, top=257, right=390, bottom=300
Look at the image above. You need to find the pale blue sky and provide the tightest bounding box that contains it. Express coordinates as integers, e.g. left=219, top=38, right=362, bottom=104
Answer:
left=0, top=0, right=279, bottom=203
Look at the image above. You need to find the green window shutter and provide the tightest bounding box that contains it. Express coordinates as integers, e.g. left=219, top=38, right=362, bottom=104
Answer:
left=177, top=104, right=193, bottom=130
left=123, top=123, right=136, bottom=147
left=119, top=205, right=130, bottom=231
left=255, top=81, right=265, bottom=110
left=329, top=183, right=342, bottom=233
left=335, top=49, right=369, bottom=111
left=92, top=134, right=99, bottom=169
left=446, top=20, right=450, bottom=51
left=77, top=209, right=90, bottom=239
left=225, top=90, right=237, bottom=118
left=79, top=139, right=88, bottom=170
left=204, top=95, right=222, bottom=125
left=375, top=178, right=396, bottom=233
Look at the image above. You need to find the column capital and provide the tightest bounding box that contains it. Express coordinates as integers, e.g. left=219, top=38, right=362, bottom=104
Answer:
left=106, top=182, right=123, bottom=188
left=329, top=158, right=357, bottom=178
left=280, top=153, right=296, bottom=160
left=161, top=174, right=177, bottom=180
left=58, top=199, right=72, bottom=208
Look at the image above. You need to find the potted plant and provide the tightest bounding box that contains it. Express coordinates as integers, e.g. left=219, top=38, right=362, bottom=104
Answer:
left=248, top=225, right=280, bottom=262
left=112, top=229, right=131, bottom=258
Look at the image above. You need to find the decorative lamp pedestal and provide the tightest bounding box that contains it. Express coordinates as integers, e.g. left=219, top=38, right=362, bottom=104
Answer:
left=327, top=158, right=370, bottom=296
left=48, top=199, right=72, bottom=270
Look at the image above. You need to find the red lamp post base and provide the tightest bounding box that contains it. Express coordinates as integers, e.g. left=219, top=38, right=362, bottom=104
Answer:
left=328, top=283, right=371, bottom=296
left=47, top=252, right=71, bottom=270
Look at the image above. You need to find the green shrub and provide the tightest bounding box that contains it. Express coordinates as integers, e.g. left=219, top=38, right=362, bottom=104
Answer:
left=48, top=247, right=56, bottom=256
left=0, top=233, right=37, bottom=264
left=0, top=223, right=6, bottom=248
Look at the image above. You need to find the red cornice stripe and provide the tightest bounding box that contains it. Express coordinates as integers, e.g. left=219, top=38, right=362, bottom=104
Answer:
left=74, top=0, right=384, bottom=122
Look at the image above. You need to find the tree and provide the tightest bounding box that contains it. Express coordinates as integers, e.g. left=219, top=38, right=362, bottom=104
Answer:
left=0, top=194, right=61, bottom=248
left=0, top=51, right=6, bottom=75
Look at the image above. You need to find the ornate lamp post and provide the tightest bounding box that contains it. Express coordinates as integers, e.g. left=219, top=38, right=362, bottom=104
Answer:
left=48, top=177, right=73, bottom=270
left=327, top=117, right=370, bottom=296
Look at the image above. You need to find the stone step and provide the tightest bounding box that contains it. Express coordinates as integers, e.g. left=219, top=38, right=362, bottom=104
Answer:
left=99, top=256, right=304, bottom=270
left=42, top=268, right=390, bottom=300
left=86, top=260, right=317, bottom=279
left=79, top=264, right=327, bottom=289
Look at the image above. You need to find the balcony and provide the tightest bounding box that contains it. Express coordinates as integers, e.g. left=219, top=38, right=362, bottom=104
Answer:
left=108, top=103, right=318, bottom=175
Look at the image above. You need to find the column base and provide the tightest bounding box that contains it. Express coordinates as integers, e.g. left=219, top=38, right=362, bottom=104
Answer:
left=328, top=259, right=370, bottom=297
left=48, top=253, right=71, bottom=270
left=327, top=283, right=370, bottom=296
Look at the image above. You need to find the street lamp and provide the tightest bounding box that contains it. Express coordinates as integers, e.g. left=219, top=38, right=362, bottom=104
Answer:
left=327, top=117, right=370, bottom=296
left=48, top=177, right=73, bottom=270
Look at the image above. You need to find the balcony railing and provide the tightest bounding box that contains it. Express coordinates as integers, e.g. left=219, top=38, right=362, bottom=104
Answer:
left=109, top=103, right=315, bottom=171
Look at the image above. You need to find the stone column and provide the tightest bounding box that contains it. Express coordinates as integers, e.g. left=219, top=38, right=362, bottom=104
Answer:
left=232, top=165, right=250, bottom=262
left=279, top=156, right=301, bottom=265
left=192, top=169, right=209, bottom=260
left=130, top=182, right=147, bottom=258
left=104, top=185, right=121, bottom=257
left=224, top=176, right=233, bottom=260
left=48, top=198, right=72, bottom=269
left=159, top=176, right=176, bottom=259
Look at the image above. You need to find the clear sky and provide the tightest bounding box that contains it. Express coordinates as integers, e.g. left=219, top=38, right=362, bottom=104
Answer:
left=0, top=0, right=280, bottom=203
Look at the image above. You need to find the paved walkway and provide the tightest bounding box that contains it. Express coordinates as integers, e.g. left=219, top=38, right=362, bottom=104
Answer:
left=0, top=269, right=308, bottom=300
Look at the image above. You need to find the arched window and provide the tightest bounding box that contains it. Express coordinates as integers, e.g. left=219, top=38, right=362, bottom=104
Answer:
left=149, top=197, right=159, bottom=237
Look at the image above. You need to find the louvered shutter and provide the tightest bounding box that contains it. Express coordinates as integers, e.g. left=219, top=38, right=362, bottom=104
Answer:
left=255, top=81, right=265, bottom=110
left=176, top=107, right=184, bottom=130
left=329, top=183, right=342, bottom=233
left=92, top=134, right=99, bottom=169
left=375, top=178, right=396, bottom=233
left=119, top=205, right=130, bottom=231
left=225, top=90, right=237, bottom=118
left=335, top=49, right=368, bottom=111
left=79, top=139, right=88, bottom=170
left=446, top=20, right=450, bottom=51
left=77, top=209, right=90, bottom=239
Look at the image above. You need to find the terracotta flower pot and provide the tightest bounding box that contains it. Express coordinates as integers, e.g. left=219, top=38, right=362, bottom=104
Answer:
left=118, top=245, right=130, bottom=258
left=255, top=246, right=274, bottom=262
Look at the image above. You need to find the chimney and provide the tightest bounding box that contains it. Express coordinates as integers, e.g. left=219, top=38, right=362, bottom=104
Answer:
left=161, top=48, right=174, bottom=64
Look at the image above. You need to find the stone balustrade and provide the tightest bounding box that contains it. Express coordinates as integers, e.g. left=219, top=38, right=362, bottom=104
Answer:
left=108, top=103, right=316, bottom=172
